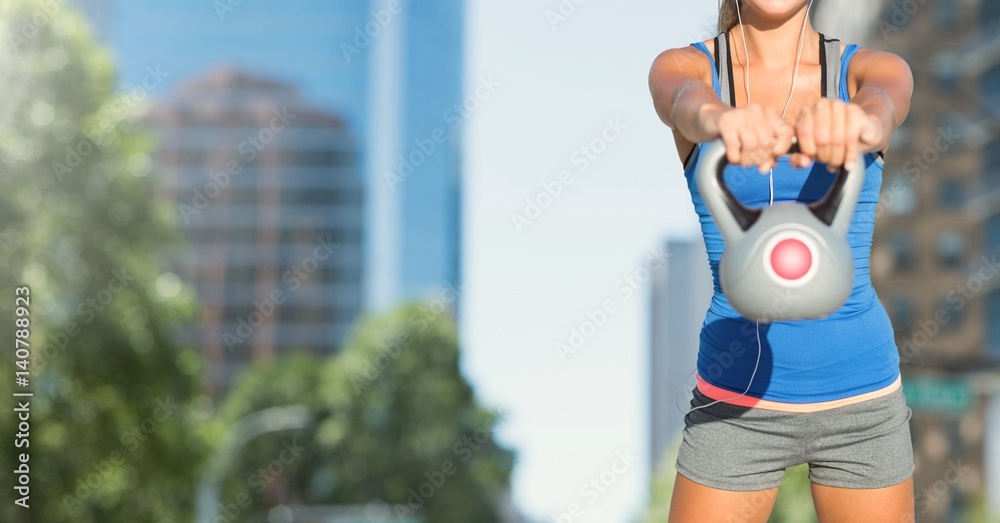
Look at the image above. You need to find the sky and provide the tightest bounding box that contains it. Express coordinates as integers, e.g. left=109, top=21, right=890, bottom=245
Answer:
left=462, top=1, right=718, bottom=521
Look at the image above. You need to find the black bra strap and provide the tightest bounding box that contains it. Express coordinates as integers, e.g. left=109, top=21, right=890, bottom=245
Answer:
left=820, top=33, right=842, bottom=99
left=716, top=34, right=734, bottom=107
left=720, top=31, right=844, bottom=103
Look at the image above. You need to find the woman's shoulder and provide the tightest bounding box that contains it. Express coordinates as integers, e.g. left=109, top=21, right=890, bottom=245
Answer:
left=848, top=46, right=909, bottom=66
left=843, top=46, right=912, bottom=94
left=649, top=42, right=716, bottom=86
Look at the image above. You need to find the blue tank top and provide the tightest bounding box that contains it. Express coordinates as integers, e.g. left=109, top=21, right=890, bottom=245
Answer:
left=683, top=34, right=900, bottom=403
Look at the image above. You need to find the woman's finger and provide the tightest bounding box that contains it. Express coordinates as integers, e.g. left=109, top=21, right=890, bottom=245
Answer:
left=739, top=126, right=759, bottom=167
left=844, top=105, right=862, bottom=172
left=829, top=101, right=846, bottom=170
left=721, top=121, right=742, bottom=165
left=795, top=105, right=817, bottom=167
left=814, top=100, right=832, bottom=166
left=859, top=112, right=883, bottom=152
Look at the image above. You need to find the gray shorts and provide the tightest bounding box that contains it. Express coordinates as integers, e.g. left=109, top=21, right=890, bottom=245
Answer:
left=675, top=387, right=915, bottom=491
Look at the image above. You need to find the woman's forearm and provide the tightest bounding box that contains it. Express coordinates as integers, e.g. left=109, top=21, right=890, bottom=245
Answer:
left=669, top=81, right=730, bottom=144
left=851, top=86, right=899, bottom=153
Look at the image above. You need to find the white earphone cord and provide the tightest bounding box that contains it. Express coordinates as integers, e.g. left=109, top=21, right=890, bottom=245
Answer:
left=674, top=0, right=814, bottom=416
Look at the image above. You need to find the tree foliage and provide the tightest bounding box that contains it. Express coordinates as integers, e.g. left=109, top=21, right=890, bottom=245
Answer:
left=217, top=302, right=516, bottom=522
left=0, top=2, right=210, bottom=521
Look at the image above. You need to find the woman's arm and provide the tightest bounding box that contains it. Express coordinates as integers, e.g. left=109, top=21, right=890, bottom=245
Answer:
left=648, top=47, right=725, bottom=143
left=850, top=50, right=914, bottom=153
left=648, top=46, right=794, bottom=173
left=794, top=50, right=914, bottom=171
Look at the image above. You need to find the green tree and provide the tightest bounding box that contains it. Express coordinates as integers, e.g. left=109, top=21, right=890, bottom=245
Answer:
left=215, top=302, right=516, bottom=522
left=0, top=2, right=209, bottom=521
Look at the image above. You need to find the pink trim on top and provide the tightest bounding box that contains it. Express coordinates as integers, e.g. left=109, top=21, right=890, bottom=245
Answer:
left=695, top=374, right=902, bottom=413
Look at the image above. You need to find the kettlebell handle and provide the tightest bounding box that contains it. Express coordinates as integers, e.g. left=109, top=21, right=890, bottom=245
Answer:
left=696, top=140, right=866, bottom=240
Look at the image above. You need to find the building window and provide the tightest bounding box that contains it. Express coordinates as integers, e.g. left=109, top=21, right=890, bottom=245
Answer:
left=932, top=53, right=960, bottom=92
left=983, top=0, right=1000, bottom=28
left=281, top=188, right=362, bottom=206
left=289, top=149, right=349, bottom=167
left=938, top=112, right=969, bottom=141
left=936, top=231, right=966, bottom=268
left=988, top=214, right=1000, bottom=258
left=890, top=294, right=916, bottom=333
left=985, top=140, right=1000, bottom=191
left=984, top=63, right=1000, bottom=108
left=988, top=290, right=1000, bottom=360
left=883, top=170, right=918, bottom=216
left=889, top=122, right=913, bottom=151
left=935, top=0, right=958, bottom=29
left=936, top=296, right=965, bottom=333
left=889, top=231, right=917, bottom=271
left=937, top=179, right=965, bottom=210
left=230, top=188, right=257, bottom=206
left=224, top=264, right=255, bottom=287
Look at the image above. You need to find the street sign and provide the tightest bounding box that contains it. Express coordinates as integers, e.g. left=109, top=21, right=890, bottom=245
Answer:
left=902, top=376, right=974, bottom=415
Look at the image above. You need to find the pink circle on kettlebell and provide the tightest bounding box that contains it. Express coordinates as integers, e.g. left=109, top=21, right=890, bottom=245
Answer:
left=770, top=238, right=812, bottom=280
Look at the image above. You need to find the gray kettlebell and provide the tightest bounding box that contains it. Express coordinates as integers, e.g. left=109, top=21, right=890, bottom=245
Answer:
left=696, top=139, right=866, bottom=323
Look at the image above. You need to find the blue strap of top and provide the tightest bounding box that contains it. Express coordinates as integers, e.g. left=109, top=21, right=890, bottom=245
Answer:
left=688, top=39, right=875, bottom=162
left=839, top=44, right=861, bottom=102
left=690, top=42, right=720, bottom=97
left=692, top=40, right=860, bottom=101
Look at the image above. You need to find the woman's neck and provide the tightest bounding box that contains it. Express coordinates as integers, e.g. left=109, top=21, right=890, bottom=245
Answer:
left=730, top=4, right=817, bottom=70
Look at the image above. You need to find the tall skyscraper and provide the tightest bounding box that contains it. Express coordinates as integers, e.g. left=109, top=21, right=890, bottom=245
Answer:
left=367, top=0, right=465, bottom=314
left=866, top=0, right=1000, bottom=520
left=148, top=69, right=365, bottom=393
left=648, top=238, right=714, bottom=476
left=68, top=0, right=465, bottom=317
left=65, top=1, right=469, bottom=391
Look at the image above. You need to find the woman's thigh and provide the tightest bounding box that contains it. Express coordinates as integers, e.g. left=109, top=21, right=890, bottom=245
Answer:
left=668, top=473, right=779, bottom=523
left=811, top=477, right=914, bottom=523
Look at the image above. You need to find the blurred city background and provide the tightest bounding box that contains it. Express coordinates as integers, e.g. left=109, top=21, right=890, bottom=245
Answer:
left=0, top=0, right=997, bottom=522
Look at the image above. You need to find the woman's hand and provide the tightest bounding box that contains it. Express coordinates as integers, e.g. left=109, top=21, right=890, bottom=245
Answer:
left=792, top=99, right=883, bottom=172
left=701, top=104, right=795, bottom=174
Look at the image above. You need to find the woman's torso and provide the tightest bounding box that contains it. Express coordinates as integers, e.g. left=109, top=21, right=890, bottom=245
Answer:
left=681, top=32, right=901, bottom=405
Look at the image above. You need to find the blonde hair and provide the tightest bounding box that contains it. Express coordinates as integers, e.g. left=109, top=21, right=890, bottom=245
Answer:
left=718, top=0, right=741, bottom=33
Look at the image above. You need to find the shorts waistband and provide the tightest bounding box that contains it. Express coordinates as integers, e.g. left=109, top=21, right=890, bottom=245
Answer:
left=695, top=374, right=902, bottom=412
